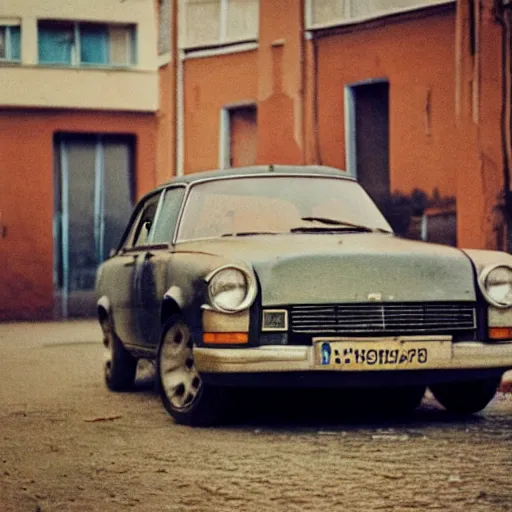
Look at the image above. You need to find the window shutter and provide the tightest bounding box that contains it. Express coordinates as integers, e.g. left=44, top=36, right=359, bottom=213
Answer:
left=109, top=26, right=131, bottom=65
left=226, top=0, right=259, bottom=43
left=184, top=0, right=221, bottom=48
left=307, top=0, right=453, bottom=28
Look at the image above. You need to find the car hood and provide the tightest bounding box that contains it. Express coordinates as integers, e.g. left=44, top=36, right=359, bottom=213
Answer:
left=175, top=234, right=477, bottom=305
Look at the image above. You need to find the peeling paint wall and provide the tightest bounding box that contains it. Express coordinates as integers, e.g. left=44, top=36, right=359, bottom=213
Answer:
left=0, top=0, right=163, bottom=320
left=0, top=111, right=157, bottom=320
left=183, top=50, right=259, bottom=173
left=180, top=1, right=506, bottom=251
left=452, top=0, right=506, bottom=250
left=256, top=0, right=304, bottom=165
left=310, top=7, right=459, bottom=197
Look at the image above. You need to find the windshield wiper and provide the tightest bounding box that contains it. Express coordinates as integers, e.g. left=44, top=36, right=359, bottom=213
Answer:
left=290, top=216, right=390, bottom=234
left=221, top=231, right=281, bottom=237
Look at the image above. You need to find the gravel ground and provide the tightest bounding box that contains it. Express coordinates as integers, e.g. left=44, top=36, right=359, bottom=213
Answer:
left=1, top=320, right=512, bottom=512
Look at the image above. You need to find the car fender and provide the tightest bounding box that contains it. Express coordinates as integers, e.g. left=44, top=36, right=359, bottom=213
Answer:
left=97, top=295, right=111, bottom=317
left=161, top=283, right=202, bottom=329
left=164, top=285, right=185, bottom=309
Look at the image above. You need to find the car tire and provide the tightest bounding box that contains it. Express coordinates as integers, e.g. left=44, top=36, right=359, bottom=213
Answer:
left=429, top=377, right=501, bottom=415
left=102, top=317, right=137, bottom=392
left=157, top=316, right=226, bottom=426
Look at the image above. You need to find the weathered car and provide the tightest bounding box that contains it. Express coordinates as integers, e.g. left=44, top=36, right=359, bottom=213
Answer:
left=96, top=165, right=512, bottom=425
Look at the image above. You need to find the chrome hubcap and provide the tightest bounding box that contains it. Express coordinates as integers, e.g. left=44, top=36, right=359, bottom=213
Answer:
left=160, top=323, right=202, bottom=410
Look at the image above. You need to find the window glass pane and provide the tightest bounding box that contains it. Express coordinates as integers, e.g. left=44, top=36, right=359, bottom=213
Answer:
left=38, top=25, right=73, bottom=64
left=178, top=177, right=391, bottom=240
left=64, top=140, right=97, bottom=291
left=226, top=0, right=259, bottom=41
left=10, top=26, right=20, bottom=60
left=0, top=28, right=6, bottom=59
left=109, top=26, right=131, bottom=65
left=80, top=24, right=108, bottom=64
left=152, top=188, right=185, bottom=244
left=184, top=0, right=220, bottom=47
left=133, top=195, right=160, bottom=247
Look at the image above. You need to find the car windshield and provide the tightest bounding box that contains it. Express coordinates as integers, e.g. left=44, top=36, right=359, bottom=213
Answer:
left=177, top=175, right=392, bottom=241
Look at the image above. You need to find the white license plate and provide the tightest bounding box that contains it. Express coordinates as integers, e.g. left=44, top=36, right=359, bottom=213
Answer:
left=314, top=338, right=452, bottom=370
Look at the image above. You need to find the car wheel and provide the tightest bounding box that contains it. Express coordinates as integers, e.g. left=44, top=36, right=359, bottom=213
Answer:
left=157, top=316, right=225, bottom=426
left=429, top=377, right=501, bottom=415
left=102, top=317, right=137, bottom=391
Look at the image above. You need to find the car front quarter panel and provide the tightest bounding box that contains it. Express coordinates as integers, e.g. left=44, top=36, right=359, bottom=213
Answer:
left=166, top=252, right=257, bottom=343
left=97, top=295, right=111, bottom=318
left=463, top=249, right=512, bottom=328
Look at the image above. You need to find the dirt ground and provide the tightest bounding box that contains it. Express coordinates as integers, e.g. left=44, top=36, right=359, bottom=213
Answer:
left=1, top=320, right=512, bottom=512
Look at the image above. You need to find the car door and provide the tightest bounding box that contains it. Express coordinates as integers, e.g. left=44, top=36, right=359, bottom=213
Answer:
left=112, top=191, right=162, bottom=350
left=132, top=186, right=186, bottom=350
left=101, top=251, right=139, bottom=348
left=100, top=192, right=158, bottom=348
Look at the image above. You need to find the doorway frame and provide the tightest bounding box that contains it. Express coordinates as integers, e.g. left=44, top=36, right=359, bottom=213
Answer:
left=344, top=77, right=389, bottom=178
left=219, top=101, right=257, bottom=169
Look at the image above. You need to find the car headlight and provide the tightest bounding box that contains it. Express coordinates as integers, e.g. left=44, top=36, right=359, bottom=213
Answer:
left=206, top=265, right=257, bottom=313
left=479, top=264, right=512, bottom=308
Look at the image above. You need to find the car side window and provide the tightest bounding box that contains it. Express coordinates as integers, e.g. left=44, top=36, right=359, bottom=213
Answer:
left=129, top=194, right=161, bottom=248
left=151, top=187, right=186, bottom=244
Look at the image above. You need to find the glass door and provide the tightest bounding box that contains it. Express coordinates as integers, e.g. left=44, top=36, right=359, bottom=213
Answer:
left=54, top=134, right=134, bottom=317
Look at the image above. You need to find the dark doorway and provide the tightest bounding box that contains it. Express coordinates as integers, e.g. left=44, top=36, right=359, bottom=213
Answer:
left=53, top=133, right=135, bottom=318
left=229, top=105, right=257, bottom=167
left=346, top=81, right=390, bottom=205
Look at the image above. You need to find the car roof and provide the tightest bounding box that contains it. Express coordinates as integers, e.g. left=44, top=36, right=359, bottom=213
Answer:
left=155, top=164, right=353, bottom=190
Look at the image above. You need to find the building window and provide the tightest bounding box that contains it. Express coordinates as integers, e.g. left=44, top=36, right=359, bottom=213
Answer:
left=38, top=21, right=136, bottom=67
left=180, top=0, right=259, bottom=49
left=305, top=0, right=452, bottom=29
left=158, top=0, right=172, bottom=55
left=0, top=24, right=21, bottom=62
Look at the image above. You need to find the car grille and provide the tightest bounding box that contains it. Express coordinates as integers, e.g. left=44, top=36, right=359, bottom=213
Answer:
left=290, top=303, right=476, bottom=334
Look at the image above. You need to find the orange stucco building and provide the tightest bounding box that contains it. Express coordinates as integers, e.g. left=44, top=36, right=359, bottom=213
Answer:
left=1, top=0, right=511, bottom=320
left=0, top=0, right=171, bottom=320
left=177, top=0, right=510, bottom=252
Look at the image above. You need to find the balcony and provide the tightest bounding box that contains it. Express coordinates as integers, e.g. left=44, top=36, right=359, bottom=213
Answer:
left=1, top=64, right=158, bottom=112
left=0, top=1, right=159, bottom=111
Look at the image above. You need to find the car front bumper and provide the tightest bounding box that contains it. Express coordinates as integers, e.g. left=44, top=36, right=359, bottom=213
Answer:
left=194, top=341, right=512, bottom=374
